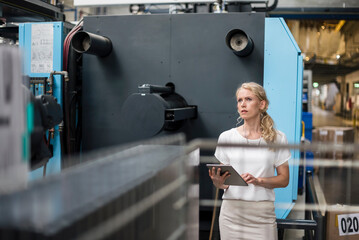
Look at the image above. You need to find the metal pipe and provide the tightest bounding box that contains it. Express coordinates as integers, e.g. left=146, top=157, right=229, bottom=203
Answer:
left=253, top=0, right=278, bottom=12
left=71, top=31, right=112, bottom=57
left=277, top=219, right=317, bottom=230
left=48, top=70, right=69, bottom=81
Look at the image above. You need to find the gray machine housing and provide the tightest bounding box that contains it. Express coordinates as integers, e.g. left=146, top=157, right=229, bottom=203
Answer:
left=81, top=13, right=265, bottom=151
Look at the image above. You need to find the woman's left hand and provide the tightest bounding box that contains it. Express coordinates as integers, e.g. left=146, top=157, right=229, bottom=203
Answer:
left=241, top=173, right=260, bottom=185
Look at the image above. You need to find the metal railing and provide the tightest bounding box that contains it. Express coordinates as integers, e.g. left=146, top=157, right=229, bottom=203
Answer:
left=277, top=171, right=324, bottom=240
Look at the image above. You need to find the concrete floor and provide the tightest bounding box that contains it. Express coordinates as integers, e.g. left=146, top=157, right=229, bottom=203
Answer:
left=312, top=106, right=355, bottom=129
left=284, top=105, right=359, bottom=240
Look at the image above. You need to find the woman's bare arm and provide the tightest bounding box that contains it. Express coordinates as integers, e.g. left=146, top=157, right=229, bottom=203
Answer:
left=241, top=162, right=289, bottom=189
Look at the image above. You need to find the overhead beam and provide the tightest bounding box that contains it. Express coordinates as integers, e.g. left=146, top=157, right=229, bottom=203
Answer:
left=270, top=7, right=359, bottom=19
left=74, top=0, right=267, bottom=7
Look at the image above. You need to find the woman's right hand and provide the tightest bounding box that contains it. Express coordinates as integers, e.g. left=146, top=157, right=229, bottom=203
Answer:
left=208, top=167, right=230, bottom=190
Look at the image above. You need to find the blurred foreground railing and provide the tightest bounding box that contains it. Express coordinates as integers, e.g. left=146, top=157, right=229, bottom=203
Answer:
left=1, top=135, right=358, bottom=240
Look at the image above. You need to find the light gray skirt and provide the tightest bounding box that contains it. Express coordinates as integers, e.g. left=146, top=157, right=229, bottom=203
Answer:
left=219, top=199, right=278, bottom=240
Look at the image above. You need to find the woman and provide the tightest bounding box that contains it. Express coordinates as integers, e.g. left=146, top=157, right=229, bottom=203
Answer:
left=209, top=82, right=290, bottom=240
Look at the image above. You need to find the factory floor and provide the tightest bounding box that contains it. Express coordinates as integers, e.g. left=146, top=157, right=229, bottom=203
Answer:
left=283, top=105, right=359, bottom=239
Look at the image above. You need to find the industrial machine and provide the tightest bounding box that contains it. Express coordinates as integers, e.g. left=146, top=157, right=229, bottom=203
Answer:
left=76, top=13, right=266, bottom=149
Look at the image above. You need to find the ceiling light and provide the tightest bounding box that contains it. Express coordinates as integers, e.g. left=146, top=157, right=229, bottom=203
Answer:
left=336, top=54, right=340, bottom=59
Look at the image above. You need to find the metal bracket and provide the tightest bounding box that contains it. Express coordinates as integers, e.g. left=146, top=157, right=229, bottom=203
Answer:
left=165, top=106, right=197, bottom=122
left=138, top=84, right=174, bottom=94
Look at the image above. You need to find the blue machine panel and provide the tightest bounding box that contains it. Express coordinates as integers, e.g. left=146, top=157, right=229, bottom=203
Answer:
left=19, top=22, right=65, bottom=180
left=264, top=18, right=303, bottom=219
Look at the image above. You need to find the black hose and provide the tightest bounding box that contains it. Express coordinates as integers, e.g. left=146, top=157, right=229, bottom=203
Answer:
left=252, top=0, right=278, bottom=12
left=59, top=122, right=66, bottom=169
left=74, top=54, right=82, bottom=153
left=62, top=45, right=75, bottom=157
left=75, top=93, right=82, bottom=153
left=63, top=77, right=71, bottom=156
left=67, top=42, right=80, bottom=155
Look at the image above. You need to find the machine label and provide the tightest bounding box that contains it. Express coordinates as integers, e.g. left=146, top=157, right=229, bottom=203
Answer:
left=31, top=24, right=54, bottom=73
left=338, top=213, right=359, bottom=236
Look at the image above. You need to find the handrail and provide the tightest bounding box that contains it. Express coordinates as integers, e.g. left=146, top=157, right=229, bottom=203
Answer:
left=305, top=170, right=325, bottom=240
left=277, top=219, right=317, bottom=230
left=277, top=171, right=325, bottom=240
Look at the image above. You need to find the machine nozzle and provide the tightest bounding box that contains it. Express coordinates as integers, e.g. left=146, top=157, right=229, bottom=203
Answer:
left=71, top=31, right=112, bottom=57
left=225, top=29, right=254, bottom=57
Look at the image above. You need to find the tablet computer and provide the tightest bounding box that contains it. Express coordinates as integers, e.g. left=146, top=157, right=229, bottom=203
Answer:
left=207, top=164, right=248, bottom=186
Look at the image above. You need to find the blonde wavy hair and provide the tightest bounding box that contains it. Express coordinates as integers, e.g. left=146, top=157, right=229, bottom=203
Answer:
left=236, top=82, right=277, bottom=144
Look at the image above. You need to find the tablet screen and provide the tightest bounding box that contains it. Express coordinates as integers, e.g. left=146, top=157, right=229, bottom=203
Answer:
left=207, top=164, right=248, bottom=186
